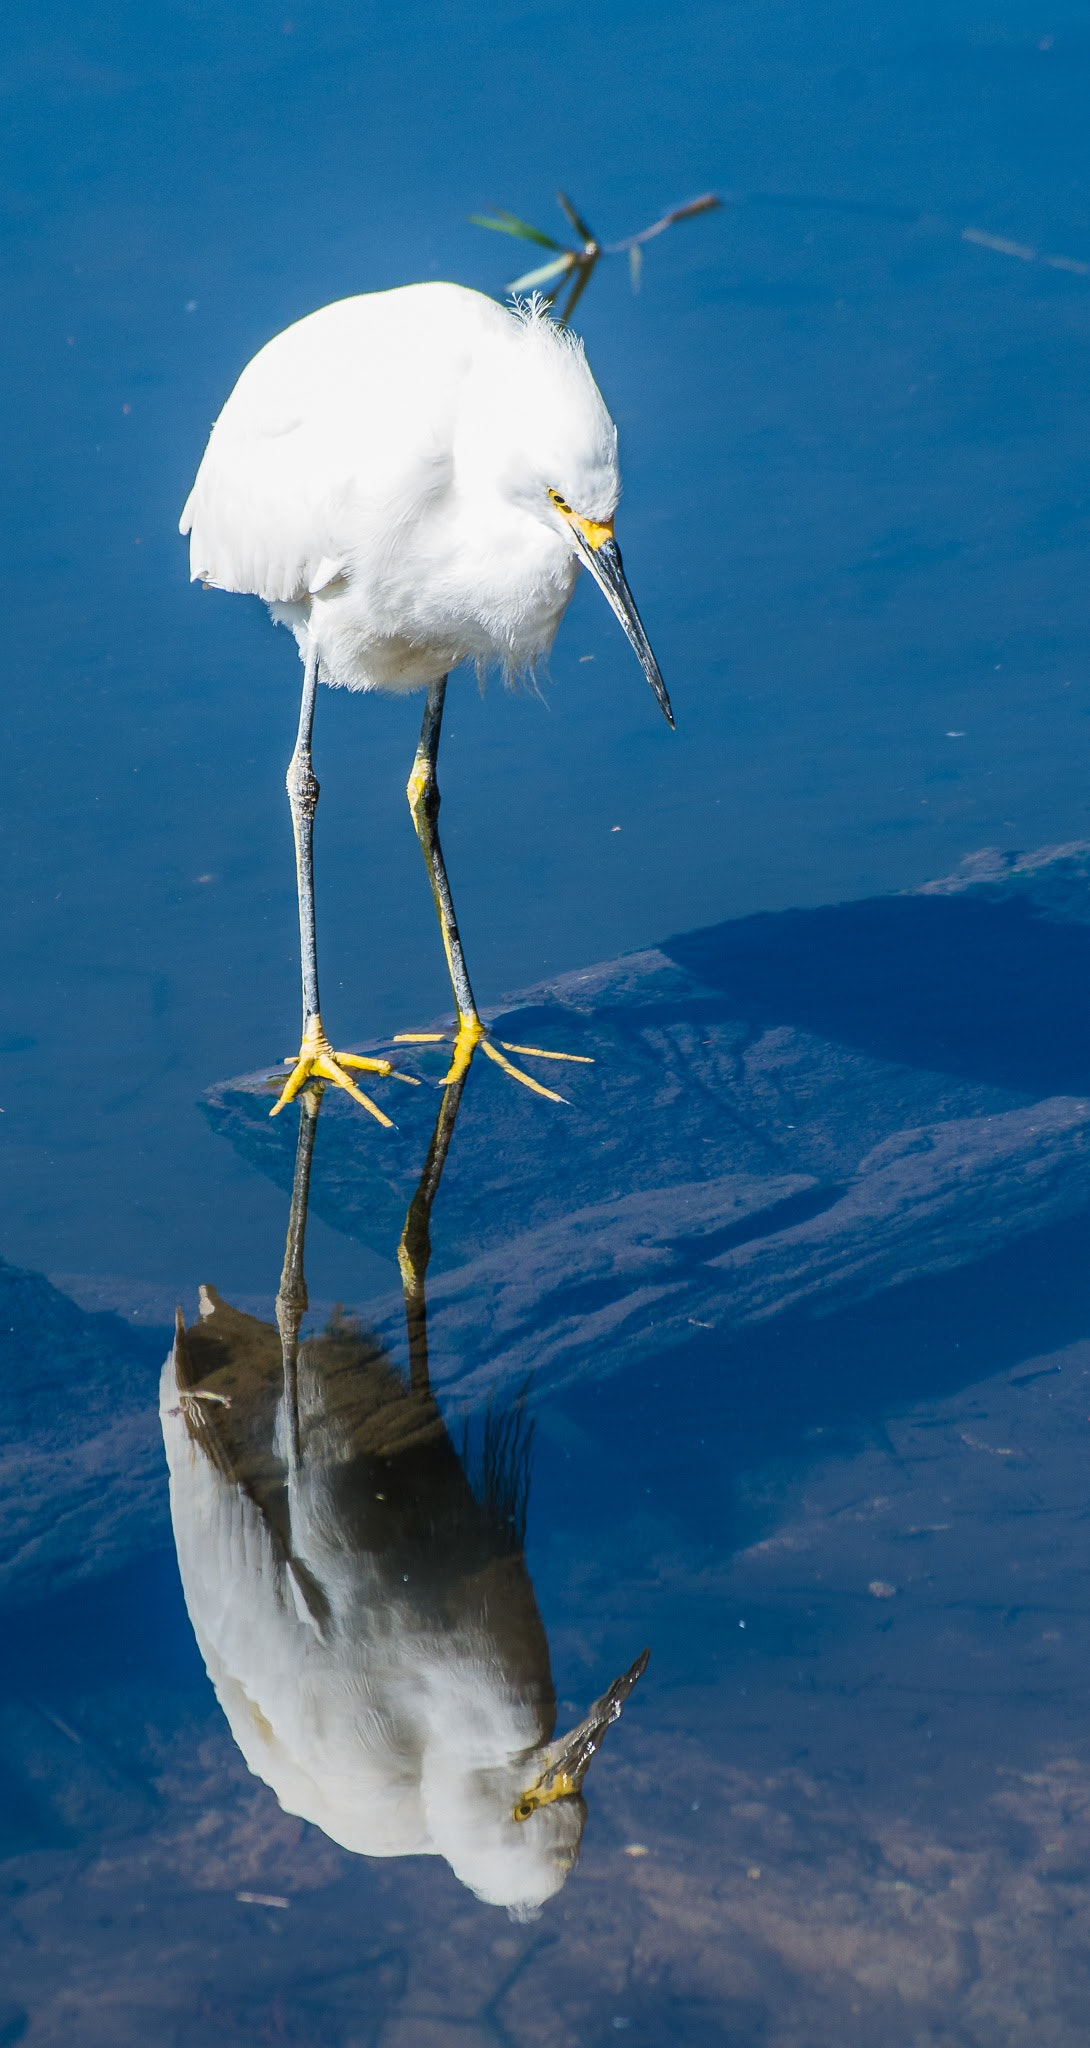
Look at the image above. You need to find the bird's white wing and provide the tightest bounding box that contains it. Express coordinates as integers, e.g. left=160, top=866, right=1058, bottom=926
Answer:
left=159, top=1354, right=431, bottom=1857
left=180, top=285, right=504, bottom=604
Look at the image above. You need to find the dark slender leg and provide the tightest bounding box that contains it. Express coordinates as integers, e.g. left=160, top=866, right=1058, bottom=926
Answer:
left=406, top=678, right=480, bottom=1031
left=402, top=678, right=572, bottom=1099
left=276, top=1079, right=322, bottom=1465
left=398, top=1067, right=470, bottom=1395
left=288, top=635, right=322, bottom=1036
left=272, top=634, right=401, bottom=1122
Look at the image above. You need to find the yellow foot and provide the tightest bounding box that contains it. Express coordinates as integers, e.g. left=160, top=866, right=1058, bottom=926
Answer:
left=394, top=1018, right=592, bottom=1103
left=271, top=1015, right=418, bottom=1123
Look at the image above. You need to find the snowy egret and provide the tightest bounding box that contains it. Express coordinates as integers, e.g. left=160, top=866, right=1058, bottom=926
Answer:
left=181, top=282, right=673, bottom=1120
left=162, top=1077, right=648, bottom=1912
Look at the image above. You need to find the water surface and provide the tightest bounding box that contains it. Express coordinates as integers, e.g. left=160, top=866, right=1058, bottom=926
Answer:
left=3, top=1, right=1090, bottom=2041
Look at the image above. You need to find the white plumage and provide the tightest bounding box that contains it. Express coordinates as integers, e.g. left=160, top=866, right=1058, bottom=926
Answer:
left=161, top=1290, right=590, bottom=1912
left=181, top=283, right=621, bottom=694
left=179, top=280, right=671, bottom=1116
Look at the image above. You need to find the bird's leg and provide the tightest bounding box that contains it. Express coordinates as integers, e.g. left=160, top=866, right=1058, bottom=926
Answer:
left=402, top=677, right=486, bottom=1088
left=276, top=1078, right=322, bottom=1467
left=398, top=1064, right=469, bottom=1395
left=272, top=636, right=413, bottom=1121
left=396, top=678, right=592, bottom=1101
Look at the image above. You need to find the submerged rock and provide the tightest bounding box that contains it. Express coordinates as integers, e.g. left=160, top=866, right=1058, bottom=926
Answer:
left=7, top=843, right=1090, bottom=1609
left=207, top=841, right=1090, bottom=1401
left=204, top=843, right=1090, bottom=1267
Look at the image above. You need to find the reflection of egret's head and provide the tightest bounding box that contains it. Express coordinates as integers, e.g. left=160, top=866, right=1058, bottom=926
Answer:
left=442, top=1794, right=586, bottom=1918
left=438, top=1646, right=650, bottom=1912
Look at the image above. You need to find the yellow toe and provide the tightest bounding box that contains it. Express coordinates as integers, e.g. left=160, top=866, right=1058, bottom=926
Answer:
left=269, top=1014, right=397, bottom=1125
left=498, top=1041, right=593, bottom=1064
left=336, top=1051, right=394, bottom=1076
left=389, top=1019, right=585, bottom=1103
left=270, top=1056, right=312, bottom=1117
left=479, top=1036, right=566, bottom=1103
left=313, top=1053, right=394, bottom=1126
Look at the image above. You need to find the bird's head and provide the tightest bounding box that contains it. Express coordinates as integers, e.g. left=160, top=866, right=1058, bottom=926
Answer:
left=543, top=483, right=673, bottom=726
left=430, top=1648, right=650, bottom=1916
left=465, top=300, right=674, bottom=725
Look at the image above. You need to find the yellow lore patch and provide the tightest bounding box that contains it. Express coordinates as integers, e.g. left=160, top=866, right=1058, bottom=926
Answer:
left=512, top=1770, right=579, bottom=1822
left=574, top=513, right=614, bottom=550
left=548, top=489, right=614, bottom=552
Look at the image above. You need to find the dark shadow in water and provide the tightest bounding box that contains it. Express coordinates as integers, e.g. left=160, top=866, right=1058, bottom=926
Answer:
left=2, top=1550, right=197, bottom=1697
left=562, top=1201, right=1090, bottom=1559
left=664, top=891, right=1090, bottom=1097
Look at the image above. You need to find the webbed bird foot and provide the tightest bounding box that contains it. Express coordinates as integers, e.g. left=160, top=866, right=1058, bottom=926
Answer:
left=394, top=1015, right=592, bottom=1103
left=271, top=1013, right=417, bottom=1123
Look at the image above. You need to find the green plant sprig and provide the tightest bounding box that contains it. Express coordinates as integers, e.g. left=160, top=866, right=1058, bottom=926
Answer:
left=470, top=190, right=722, bottom=325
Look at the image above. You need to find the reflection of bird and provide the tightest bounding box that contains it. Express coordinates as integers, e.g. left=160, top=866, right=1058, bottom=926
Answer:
left=180, top=284, right=673, bottom=1118
left=161, top=1079, right=647, bottom=1913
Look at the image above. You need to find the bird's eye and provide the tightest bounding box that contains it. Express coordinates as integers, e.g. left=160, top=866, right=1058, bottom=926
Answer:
left=548, top=490, right=572, bottom=515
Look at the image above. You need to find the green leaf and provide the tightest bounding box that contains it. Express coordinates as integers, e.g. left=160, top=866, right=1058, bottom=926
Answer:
left=556, top=191, right=595, bottom=244
left=506, top=253, right=577, bottom=292
left=469, top=211, right=564, bottom=251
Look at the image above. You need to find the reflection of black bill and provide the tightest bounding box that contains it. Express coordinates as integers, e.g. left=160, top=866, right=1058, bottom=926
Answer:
left=513, top=1647, right=650, bottom=1820
left=575, top=533, right=675, bottom=728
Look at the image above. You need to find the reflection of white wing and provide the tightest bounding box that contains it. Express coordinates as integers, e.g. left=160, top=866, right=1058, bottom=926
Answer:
left=160, top=1341, right=582, bottom=1908
left=160, top=1352, right=428, bottom=1856
left=179, top=285, right=497, bottom=606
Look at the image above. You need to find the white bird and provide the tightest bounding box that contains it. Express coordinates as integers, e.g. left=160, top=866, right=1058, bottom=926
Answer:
left=181, top=282, right=673, bottom=1119
left=161, top=1301, right=646, bottom=1912
left=160, top=1070, right=648, bottom=1914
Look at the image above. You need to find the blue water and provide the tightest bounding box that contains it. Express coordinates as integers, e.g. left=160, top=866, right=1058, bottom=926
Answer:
left=4, top=0, right=1090, bottom=2040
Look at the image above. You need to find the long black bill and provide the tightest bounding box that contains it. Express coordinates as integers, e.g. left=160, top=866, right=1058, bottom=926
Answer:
left=511, top=1647, right=650, bottom=1821
left=574, top=533, right=675, bottom=728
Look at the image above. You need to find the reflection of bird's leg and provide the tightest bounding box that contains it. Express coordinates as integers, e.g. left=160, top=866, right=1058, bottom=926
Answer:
left=272, top=636, right=402, bottom=1123
left=397, top=676, right=592, bottom=1101
left=276, top=1078, right=323, bottom=1464
left=398, top=1065, right=469, bottom=1394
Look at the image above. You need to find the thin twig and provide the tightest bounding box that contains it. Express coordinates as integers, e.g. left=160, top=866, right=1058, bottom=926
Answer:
left=471, top=189, right=723, bottom=324
left=604, top=192, right=723, bottom=252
